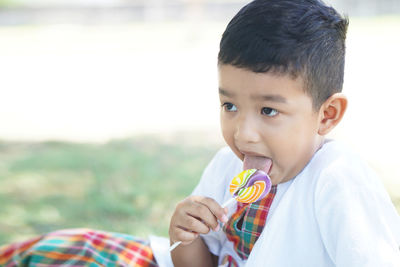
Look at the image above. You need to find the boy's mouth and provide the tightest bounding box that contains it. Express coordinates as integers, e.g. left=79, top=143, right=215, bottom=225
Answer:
left=243, top=155, right=272, bottom=174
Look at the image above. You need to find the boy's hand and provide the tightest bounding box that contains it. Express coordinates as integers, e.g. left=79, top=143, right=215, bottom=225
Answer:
left=169, top=196, right=228, bottom=246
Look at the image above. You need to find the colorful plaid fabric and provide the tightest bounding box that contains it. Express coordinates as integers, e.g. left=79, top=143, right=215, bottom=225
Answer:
left=223, top=185, right=277, bottom=261
left=0, top=228, right=158, bottom=267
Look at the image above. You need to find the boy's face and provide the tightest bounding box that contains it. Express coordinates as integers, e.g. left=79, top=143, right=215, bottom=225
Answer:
left=219, top=64, right=324, bottom=185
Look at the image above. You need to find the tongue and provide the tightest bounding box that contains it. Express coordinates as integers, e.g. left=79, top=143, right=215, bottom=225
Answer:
left=243, top=155, right=272, bottom=174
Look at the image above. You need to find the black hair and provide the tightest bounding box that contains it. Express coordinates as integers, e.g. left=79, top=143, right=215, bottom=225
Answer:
left=218, top=0, right=349, bottom=109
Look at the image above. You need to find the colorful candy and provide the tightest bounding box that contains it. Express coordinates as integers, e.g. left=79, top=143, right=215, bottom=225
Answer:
left=228, top=169, right=272, bottom=204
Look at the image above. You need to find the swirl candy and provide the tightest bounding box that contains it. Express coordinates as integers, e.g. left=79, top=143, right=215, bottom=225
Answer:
left=227, top=169, right=272, bottom=204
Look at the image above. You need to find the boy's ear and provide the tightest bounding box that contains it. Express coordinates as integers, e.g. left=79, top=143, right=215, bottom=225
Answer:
left=317, top=93, right=347, bottom=135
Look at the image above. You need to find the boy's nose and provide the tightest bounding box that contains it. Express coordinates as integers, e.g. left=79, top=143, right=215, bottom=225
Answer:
left=234, top=116, right=261, bottom=144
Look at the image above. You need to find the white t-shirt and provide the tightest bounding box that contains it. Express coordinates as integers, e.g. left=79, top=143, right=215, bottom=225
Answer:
left=150, top=140, right=400, bottom=267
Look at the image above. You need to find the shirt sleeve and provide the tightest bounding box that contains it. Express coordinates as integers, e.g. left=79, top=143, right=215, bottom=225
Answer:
left=315, top=157, right=400, bottom=267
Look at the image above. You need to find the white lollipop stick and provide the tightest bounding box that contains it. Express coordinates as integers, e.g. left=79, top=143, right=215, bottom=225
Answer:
left=169, top=241, right=182, bottom=252
left=221, top=197, right=237, bottom=208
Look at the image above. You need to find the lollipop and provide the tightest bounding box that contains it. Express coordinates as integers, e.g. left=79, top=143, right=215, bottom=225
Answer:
left=169, top=169, right=271, bottom=252
left=222, top=168, right=272, bottom=207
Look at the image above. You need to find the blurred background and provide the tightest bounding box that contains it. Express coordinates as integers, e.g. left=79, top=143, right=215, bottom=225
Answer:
left=0, top=0, right=399, bottom=244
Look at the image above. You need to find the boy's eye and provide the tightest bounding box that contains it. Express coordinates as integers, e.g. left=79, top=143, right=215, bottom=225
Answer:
left=261, top=107, right=279, bottom=117
left=222, top=102, right=237, bottom=112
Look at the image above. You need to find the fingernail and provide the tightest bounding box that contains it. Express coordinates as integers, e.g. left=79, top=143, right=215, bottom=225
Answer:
left=214, top=224, right=220, bottom=232
left=221, top=215, right=228, bottom=223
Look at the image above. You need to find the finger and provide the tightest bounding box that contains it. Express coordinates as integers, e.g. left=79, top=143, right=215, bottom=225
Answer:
left=193, top=196, right=229, bottom=224
left=181, top=213, right=211, bottom=234
left=184, top=201, right=220, bottom=231
left=172, top=227, right=199, bottom=245
left=187, top=196, right=223, bottom=231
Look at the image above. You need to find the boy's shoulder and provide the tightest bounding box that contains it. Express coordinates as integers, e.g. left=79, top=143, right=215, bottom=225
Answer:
left=307, top=140, right=388, bottom=198
left=308, top=139, right=371, bottom=177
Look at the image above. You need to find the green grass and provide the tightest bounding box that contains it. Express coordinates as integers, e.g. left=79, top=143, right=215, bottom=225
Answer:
left=0, top=135, right=399, bottom=245
left=0, top=136, right=220, bottom=244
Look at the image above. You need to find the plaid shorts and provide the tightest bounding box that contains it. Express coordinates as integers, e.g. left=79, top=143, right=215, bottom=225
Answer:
left=0, top=229, right=158, bottom=267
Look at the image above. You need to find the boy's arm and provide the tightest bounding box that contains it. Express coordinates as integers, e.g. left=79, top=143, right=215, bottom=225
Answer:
left=171, top=237, right=218, bottom=267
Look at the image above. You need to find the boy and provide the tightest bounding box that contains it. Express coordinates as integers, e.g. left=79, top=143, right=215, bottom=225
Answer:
left=168, top=0, right=400, bottom=266
left=1, top=0, right=399, bottom=266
